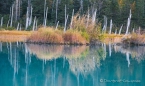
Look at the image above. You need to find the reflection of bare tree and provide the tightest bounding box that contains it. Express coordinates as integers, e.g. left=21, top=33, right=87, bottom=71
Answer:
left=68, top=46, right=106, bottom=76
left=114, top=45, right=145, bottom=63
left=6, top=42, right=20, bottom=86
left=68, top=57, right=95, bottom=76
left=0, top=42, right=2, bottom=52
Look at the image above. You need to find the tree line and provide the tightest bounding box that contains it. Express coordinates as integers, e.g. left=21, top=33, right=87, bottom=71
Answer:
left=0, top=0, right=145, bottom=31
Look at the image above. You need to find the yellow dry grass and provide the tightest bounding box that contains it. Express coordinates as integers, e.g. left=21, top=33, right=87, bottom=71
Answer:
left=27, top=27, right=64, bottom=43
left=27, top=27, right=88, bottom=44
left=0, top=30, right=32, bottom=35
left=128, top=34, right=145, bottom=44
left=0, top=30, right=32, bottom=42
left=103, top=34, right=124, bottom=37
left=102, top=34, right=124, bottom=44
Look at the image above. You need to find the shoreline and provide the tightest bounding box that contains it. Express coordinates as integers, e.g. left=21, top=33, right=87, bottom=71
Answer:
left=0, top=30, right=31, bottom=42
left=1, top=30, right=145, bottom=46
left=0, top=30, right=123, bottom=45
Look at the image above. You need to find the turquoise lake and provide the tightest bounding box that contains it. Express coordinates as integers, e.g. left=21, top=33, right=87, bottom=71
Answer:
left=0, top=42, right=144, bottom=86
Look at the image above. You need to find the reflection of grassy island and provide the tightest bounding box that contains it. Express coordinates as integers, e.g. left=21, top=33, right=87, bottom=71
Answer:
left=27, top=44, right=89, bottom=60
left=26, top=44, right=106, bottom=75
left=115, top=45, right=145, bottom=63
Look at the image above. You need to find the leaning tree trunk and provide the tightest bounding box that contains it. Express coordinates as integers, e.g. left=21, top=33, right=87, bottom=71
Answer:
left=125, top=10, right=132, bottom=35
left=55, top=21, right=59, bottom=30
left=17, top=23, right=20, bottom=30
left=32, top=16, right=36, bottom=31
left=64, top=15, right=68, bottom=32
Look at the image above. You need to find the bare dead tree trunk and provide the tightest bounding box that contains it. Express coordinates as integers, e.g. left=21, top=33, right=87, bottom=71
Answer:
left=119, top=24, right=123, bottom=35
left=125, top=10, right=132, bottom=35
left=20, top=24, right=22, bottom=31
left=14, top=0, right=21, bottom=21
left=80, top=0, right=83, bottom=13
left=17, top=22, right=20, bottom=30
left=44, top=7, right=48, bottom=27
left=55, top=21, right=59, bottom=30
left=65, top=5, right=66, bottom=22
left=36, top=20, right=38, bottom=30
left=10, top=4, right=14, bottom=27
left=28, top=0, right=31, bottom=16
left=92, top=9, right=97, bottom=25
left=15, top=0, right=18, bottom=21
left=1, top=17, right=3, bottom=27
left=109, top=19, right=112, bottom=34
left=43, top=0, right=46, bottom=26
left=25, top=7, right=29, bottom=30
left=25, top=0, right=32, bottom=30
left=55, top=0, right=58, bottom=24
left=64, top=5, right=67, bottom=32
left=18, top=0, right=21, bottom=19
left=29, top=6, right=33, bottom=26
left=70, top=9, right=74, bottom=29
left=64, top=15, right=68, bottom=32
left=32, top=16, right=36, bottom=31
left=7, top=19, right=10, bottom=27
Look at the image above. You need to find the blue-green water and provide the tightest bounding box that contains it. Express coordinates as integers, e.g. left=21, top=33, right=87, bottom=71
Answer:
left=0, top=42, right=145, bottom=86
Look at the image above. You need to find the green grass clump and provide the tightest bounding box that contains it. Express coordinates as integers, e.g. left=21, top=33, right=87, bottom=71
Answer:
left=81, top=31, right=90, bottom=41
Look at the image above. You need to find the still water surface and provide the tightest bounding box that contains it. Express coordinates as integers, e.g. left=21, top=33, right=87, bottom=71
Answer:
left=0, top=42, right=144, bottom=86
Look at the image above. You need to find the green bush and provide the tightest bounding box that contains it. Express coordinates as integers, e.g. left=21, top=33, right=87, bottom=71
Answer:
left=81, top=31, right=90, bottom=41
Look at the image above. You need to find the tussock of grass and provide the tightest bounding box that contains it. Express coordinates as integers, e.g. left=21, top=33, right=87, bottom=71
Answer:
left=70, top=14, right=102, bottom=42
left=27, top=14, right=103, bottom=44
left=27, top=27, right=64, bottom=44
left=123, top=33, right=145, bottom=45
left=63, top=30, right=88, bottom=44
left=27, top=27, right=88, bottom=44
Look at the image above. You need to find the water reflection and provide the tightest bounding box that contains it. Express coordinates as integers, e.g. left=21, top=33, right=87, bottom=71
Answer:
left=0, top=42, right=2, bottom=52
left=0, top=43, right=144, bottom=86
left=114, top=45, right=145, bottom=63
left=27, top=44, right=106, bottom=75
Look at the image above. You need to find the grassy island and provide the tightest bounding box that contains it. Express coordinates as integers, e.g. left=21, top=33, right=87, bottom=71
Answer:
left=26, top=15, right=104, bottom=45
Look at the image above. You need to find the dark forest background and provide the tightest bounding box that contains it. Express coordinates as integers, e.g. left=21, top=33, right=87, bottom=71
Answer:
left=0, top=0, right=145, bottom=30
